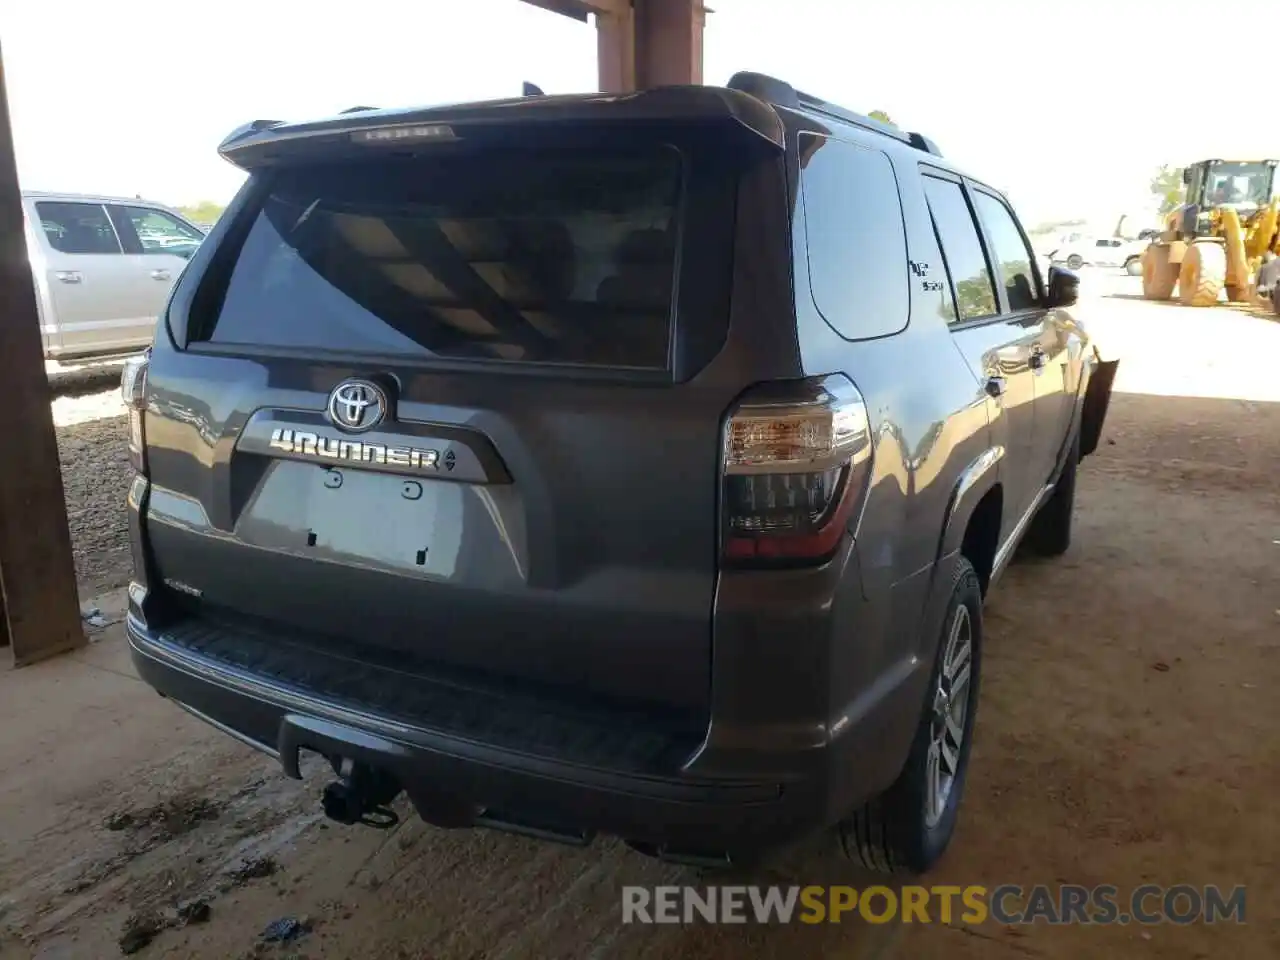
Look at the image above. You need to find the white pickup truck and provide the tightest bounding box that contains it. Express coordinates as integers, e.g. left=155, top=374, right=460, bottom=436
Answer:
left=23, top=191, right=206, bottom=359
left=1048, top=233, right=1151, bottom=275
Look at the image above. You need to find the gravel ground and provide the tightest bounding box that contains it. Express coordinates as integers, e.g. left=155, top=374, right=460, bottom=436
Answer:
left=51, top=386, right=132, bottom=598
left=14, top=279, right=1278, bottom=959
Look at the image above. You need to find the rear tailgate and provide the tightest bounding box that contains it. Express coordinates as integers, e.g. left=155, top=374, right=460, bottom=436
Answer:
left=141, top=118, right=772, bottom=721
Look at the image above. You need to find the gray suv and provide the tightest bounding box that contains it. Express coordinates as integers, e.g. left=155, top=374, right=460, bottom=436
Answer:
left=122, top=72, right=1117, bottom=874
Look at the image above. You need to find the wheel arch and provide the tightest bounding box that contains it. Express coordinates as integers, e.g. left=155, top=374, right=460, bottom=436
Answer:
left=960, top=487, right=1002, bottom=598
left=937, top=448, right=1004, bottom=598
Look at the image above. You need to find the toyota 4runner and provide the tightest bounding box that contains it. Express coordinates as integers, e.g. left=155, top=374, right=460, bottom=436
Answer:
left=122, top=72, right=1117, bottom=874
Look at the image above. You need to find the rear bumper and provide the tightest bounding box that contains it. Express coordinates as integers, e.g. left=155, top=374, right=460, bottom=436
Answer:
left=128, top=616, right=837, bottom=857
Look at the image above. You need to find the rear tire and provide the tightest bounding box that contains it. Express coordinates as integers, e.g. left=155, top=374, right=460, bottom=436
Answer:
left=1026, top=431, right=1078, bottom=557
left=1124, top=257, right=1143, bottom=277
left=1066, top=254, right=1084, bottom=270
left=840, top=557, right=982, bottom=875
left=1178, top=242, right=1226, bottom=307
left=1141, top=244, right=1178, bottom=300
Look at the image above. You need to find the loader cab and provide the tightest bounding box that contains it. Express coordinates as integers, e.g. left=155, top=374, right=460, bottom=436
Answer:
left=1180, top=159, right=1279, bottom=237
left=1196, top=160, right=1276, bottom=207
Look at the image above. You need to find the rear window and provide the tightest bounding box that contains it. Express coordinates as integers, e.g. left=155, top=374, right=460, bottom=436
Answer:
left=197, top=149, right=684, bottom=368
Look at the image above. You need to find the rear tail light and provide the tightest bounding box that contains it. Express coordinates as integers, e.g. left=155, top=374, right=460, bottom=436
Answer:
left=120, top=351, right=150, bottom=475
left=721, top=374, right=872, bottom=565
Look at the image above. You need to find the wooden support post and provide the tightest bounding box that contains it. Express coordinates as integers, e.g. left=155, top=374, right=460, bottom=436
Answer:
left=631, top=0, right=704, bottom=90
left=597, top=0, right=706, bottom=93
left=0, top=41, right=85, bottom=666
left=519, top=0, right=707, bottom=94
left=596, top=4, right=636, bottom=94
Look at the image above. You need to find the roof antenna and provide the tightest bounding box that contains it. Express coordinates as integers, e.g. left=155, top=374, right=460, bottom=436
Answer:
left=522, top=81, right=545, bottom=97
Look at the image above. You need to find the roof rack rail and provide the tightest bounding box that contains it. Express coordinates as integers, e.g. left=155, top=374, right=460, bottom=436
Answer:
left=340, top=105, right=378, bottom=114
left=725, top=71, right=942, bottom=158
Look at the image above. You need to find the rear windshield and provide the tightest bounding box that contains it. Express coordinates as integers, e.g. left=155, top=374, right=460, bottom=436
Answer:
left=196, top=149, right=684, bottom=368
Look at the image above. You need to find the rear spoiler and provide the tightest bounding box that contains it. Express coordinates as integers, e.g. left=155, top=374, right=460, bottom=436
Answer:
left=217, top=87, right=786, bottom=170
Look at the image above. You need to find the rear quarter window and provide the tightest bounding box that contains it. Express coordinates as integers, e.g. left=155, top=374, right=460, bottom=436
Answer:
left=194, top=148, right=684, bottom=369
left=799, top=134, right=910, bottom=341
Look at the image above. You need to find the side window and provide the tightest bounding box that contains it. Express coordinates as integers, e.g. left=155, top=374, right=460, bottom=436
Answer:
left=972, top=192, right=1040, bottom=312
left=34, top=202, right=122, bottom=255
left=799, top=134, right=910, bottom=340
left=921, top=176, right=998, bottom=323
left=116, top=205, right=204, bottom=259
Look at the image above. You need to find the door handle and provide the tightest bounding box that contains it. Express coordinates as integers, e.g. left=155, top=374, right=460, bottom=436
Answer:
left=150, top=269, right=172, bottom=281
left=54, top=271, right=82, bottom=284
left=984, top=376, right=1006, bottom=398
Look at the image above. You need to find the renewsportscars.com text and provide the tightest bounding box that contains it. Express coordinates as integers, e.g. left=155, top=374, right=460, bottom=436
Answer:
left=621, top=884, right=1246, bottom=926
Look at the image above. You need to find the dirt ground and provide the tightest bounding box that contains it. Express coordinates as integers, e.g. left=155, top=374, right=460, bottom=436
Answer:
left=3, top=279, right=1278, bottom=958
left=50, top=386, right=131, bottom=599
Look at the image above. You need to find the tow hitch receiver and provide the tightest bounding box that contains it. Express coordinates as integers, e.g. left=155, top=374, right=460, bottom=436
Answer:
left=321, top=758, right=402, bottom=829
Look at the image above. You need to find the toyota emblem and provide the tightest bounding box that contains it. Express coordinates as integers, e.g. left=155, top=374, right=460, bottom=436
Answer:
left=327, top=379, right=387, bottom=432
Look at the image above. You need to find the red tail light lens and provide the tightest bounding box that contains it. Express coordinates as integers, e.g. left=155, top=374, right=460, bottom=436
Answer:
left=721, top=374, right=872, bottom=565
left=120, top=352, right=150, bottom=475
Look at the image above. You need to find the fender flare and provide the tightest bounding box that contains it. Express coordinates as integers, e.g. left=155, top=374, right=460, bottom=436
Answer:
left=1049, top=344, right=1119, bottom=475
left=1079, top=352, right=1119, bottom=460
left=937, top=445, right=1003, bottom=561
left=912, top=445, right=1003, bottom=663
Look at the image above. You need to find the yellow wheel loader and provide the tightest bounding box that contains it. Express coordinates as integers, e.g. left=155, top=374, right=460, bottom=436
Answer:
left=1141, top=159, right=1280, bottom=307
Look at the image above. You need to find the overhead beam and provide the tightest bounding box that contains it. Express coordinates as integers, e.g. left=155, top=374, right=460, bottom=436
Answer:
left=0, top=42, right=85, bottom=667
left=518, top=0, right=629, bottom=22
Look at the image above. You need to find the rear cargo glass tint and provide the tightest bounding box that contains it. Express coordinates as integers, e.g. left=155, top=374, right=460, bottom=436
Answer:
left=199, top=150, right=683, bottom=368
left=798, top=134, right=909, bottom=341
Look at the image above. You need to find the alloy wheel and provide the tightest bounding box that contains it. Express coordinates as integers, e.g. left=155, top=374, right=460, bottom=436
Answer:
left=925, top=604, right=973, bottom=828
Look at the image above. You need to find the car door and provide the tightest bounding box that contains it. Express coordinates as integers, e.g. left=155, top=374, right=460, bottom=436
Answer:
left=107, top=203, right=205, bottom=336
left=1100, top=237, right=1125, bottom=266
left=920, top=173, right=1041, bottom=535
left=971, top=189, right=1077, bottom=486
left=29, top=199, right=143, bottom=356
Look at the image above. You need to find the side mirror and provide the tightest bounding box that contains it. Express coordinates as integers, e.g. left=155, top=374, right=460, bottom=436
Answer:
left=1045, top=265, right=1079, bottom=308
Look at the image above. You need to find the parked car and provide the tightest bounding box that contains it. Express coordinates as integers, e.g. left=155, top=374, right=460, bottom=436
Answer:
left=23, top=191, right=205, bottom=359
left=121, top=71, right=1118, bottom=875
left=1049, top=234, right=1147, bottom=275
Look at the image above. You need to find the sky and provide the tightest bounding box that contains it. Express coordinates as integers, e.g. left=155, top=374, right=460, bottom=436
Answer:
left=4, top=0, right=1276, bottom=231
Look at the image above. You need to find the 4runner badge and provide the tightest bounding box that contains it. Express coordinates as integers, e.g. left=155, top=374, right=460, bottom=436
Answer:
left=268, top=428, right=441, bottom=470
